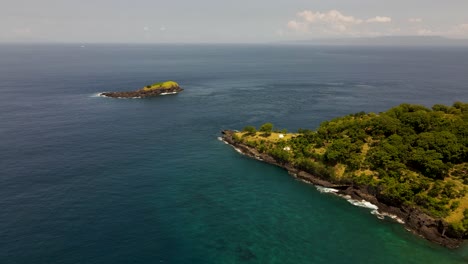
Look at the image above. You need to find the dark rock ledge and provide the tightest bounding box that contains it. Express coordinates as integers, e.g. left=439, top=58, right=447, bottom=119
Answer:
left=101, top=86, right=183, bottom=98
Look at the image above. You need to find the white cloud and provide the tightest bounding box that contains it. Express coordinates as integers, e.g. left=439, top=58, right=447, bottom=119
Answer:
left=287, top=20, right=307, bottom=32
left=286, top=9, right=468, bottom=39
left=290, top=10, right=363, bottom=33
left=446, top=23, right=468, bottom=37
left=412, top=24, right=468, bottom=38
left=366, top=16, right=392, bottom=23
left=287, top=10, right=392, bottom=36
left=297, top=10, right=363, bottom=25
left=408, top=18, right=423, bottom=23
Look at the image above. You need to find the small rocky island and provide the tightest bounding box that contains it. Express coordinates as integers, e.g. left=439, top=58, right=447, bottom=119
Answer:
left=101, top=81, right=183, bottom=98
left=222, top=102, right=468, bottom=248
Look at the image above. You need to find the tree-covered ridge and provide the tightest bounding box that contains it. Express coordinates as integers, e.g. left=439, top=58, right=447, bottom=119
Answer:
left=234, top=102, right=468, bottom=237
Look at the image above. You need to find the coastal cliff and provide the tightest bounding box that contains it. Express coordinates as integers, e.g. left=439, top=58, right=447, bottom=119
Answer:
left=101, top=81, right=183, bottom=98
left=221, top=130, right=462, bottom=248
left=221, top=102, right=468, bottom=248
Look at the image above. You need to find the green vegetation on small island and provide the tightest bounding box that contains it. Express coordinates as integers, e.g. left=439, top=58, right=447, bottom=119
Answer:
left=234, top=102, right=468, bottom=237
left=142, top=81, right=179, bottom=91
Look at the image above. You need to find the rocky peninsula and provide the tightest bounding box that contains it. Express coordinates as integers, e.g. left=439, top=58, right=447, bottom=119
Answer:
left=101, top=81, right=183, bottom=98
left=221, top=102, right=468, bottom=248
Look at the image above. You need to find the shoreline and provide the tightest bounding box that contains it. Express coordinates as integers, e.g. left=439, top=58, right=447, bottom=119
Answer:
left=221, top=130, right=464, bottom=249
left=100, top=86, right=183, bottom=98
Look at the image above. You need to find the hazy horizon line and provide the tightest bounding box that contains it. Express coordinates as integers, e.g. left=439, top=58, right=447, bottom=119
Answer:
left=2, top=35, right=468, bottom=45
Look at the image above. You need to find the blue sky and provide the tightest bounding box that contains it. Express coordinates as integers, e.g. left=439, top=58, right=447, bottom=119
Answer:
left=2, top=0, right=468, bottom=43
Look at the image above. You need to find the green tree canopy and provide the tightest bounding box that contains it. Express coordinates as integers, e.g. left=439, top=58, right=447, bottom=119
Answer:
left=243, top=126, right=257, bottom=134
left=259, top=123, right=273, bottom=133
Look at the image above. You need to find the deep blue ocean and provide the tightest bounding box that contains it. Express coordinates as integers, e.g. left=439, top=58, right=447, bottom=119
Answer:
left=1, top=44, right=468, bottom=263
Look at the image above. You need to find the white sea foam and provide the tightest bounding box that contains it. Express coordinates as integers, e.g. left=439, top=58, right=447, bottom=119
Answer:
left=218, top=135, right=248, bottom=155
left=95, top=92, right=142, bottom=99
left=371, top=210, right=385, bottom=220
left=233, top=147, right=243, bottom=154
left=315, top=186, right=339, bottom=194
left=340, top=195, right=405, bottom=223
left=299, top=179, right=310, bottom=185
left=160, top=92, right=178, bottom=95
left=217, top=137, right=229, bottom=145
left=90, top=92, right=106, bottom=98
left=346, top=199, right=379, bottom=210
left=122, top=95, right=141, bottom=99
left=371, top=210, right=405, bottom=224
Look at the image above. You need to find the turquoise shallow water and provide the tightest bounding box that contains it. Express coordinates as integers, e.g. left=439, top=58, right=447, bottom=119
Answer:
left=1, top=44, right=468, bottom=263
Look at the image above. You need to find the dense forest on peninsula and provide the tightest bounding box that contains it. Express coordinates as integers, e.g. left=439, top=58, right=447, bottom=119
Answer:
left=233, top=102, right=468, bottom=237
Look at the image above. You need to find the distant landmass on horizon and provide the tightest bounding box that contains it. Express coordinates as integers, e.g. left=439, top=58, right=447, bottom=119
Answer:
left=286, top=36, right=468, bottom=46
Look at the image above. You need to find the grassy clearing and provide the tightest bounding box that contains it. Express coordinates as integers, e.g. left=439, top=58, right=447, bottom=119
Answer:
left=142, top=81, right=179, bottom=91
left=312, top=147, right=326, bottom=155
left=355, top=169, right=376, bottom=177
left=334, top=163, right=347, bottom=179
left=235, top=132, right=298, bottom=142
left=446, top=193, right=468, bottom=223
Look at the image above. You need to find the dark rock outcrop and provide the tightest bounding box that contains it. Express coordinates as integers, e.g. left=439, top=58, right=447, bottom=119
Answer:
left=101, top=86, right=183, bottom=98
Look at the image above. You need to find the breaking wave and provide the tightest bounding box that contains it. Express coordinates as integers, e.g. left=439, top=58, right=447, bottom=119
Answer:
left=160, top=92, right=179, bottom=95
left=315, top=186, right=339, bottom=194
left=344, top=197, right=379, bottom=210
left=217, top=137, right=229, bottom=144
